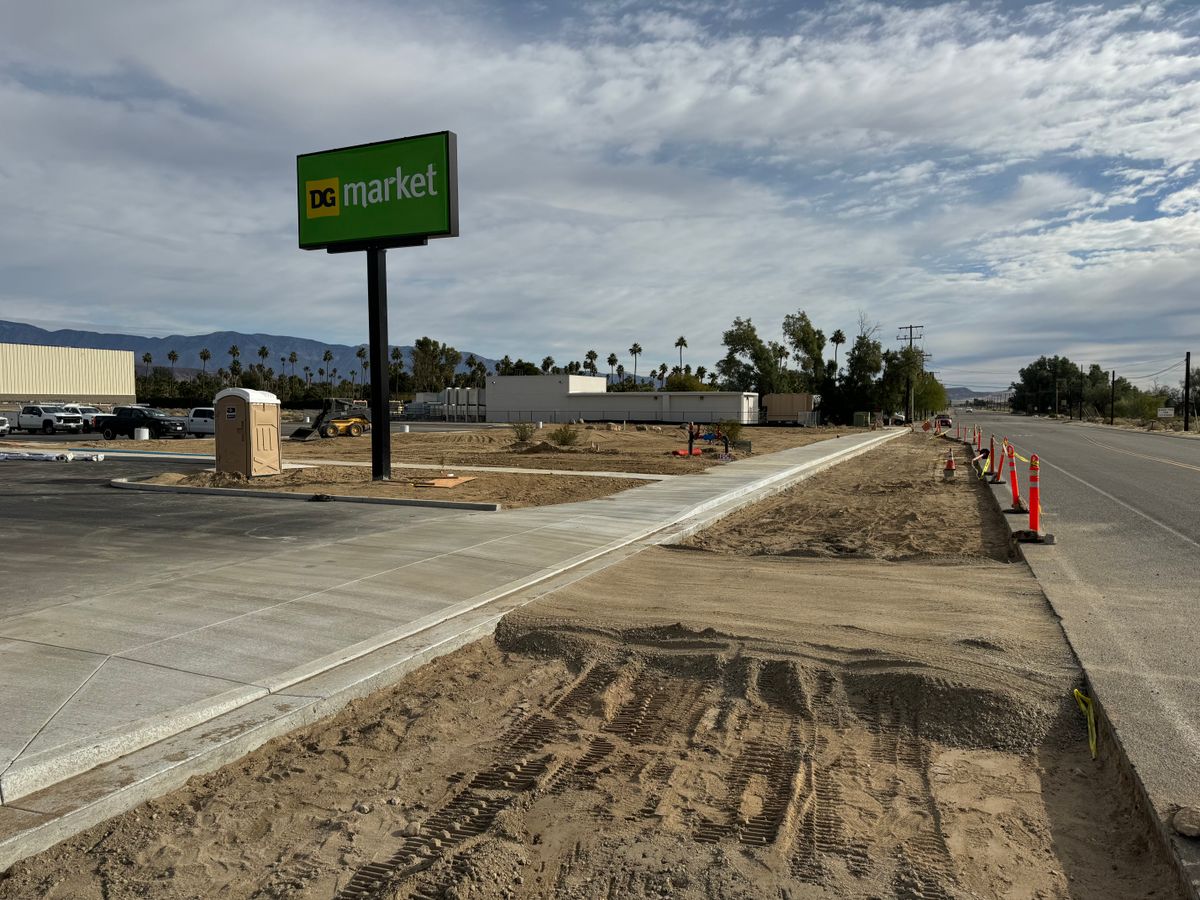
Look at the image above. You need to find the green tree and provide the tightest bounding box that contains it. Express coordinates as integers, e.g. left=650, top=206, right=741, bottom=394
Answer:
left=715, top=317, right=792, bottom=394
left=541, top=355, right=555, bottom=374
left=606, top=352, right=618, bottom=385
left=628, top=343, right=642, bottom=384
left=167, top=350, right=178, bottom=375
left=228, top=345, right=241, bottom=371
left=411, top=337, right=462, bottom=392
left=1010, top=356, right=1083, bottom=415
left=585, top=349, right=599, bottom=376
left=288, top=351, right=298, bottom=377
left=782, top=310, right=826, bottom=392
left=141, top=353, right=152, bottom=373
left=199, top=348, right=211, bottom=373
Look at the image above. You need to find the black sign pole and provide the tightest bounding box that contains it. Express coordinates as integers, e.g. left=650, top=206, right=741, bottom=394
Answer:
left=366, top=246, right=391, bottom=480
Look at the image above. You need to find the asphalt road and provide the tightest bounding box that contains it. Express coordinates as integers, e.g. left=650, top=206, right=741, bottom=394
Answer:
left=969, top=414, right=1200, bottom=827
left=0, top=457, right=458, bottom=620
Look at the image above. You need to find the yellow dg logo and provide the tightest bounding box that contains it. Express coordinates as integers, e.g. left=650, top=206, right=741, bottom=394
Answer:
left=305, top=177, right=340, bottom=218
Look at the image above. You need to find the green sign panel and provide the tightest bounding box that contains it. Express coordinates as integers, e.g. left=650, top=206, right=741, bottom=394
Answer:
left=297, top=131, right=458, bottom=250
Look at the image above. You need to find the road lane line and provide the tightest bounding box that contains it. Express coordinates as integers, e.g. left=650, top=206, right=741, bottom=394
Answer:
left=1035, top=457, right=1200, bottom=552
left=1078, top=434, right=1200, bottom=473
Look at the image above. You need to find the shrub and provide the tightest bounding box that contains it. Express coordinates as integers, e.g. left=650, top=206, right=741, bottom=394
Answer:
left=549, top=425, right=579, bottom=446
left=719, top=420, right=743, bottom=443
left=510, top=422, right=535, bottom=442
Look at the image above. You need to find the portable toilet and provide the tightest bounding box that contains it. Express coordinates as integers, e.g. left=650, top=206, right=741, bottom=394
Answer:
left=214, top=388, right=282, bottom=477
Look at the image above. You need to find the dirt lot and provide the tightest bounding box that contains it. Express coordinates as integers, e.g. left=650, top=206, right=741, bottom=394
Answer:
left=146, top=465, right=651, bottom=509
left=683, top=432, right=1011, bottom=561
left=77, top=424, right=866, bottom=475
left=0, top=431, right=1178, bottom=899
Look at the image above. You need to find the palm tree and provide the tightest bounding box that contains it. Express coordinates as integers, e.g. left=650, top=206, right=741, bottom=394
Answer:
left=675, top=335, right=687, bottom=371
left=707, top=372, right=719, bottom=387
left=322, top=349, right=334, bottom=376
left=606, top=352, right=618, bottom=385
left=167, top=350, right=178, bottom=375
left=355, top=346, right=368, bottom=399
left=257, top=345, right=270, bottom=372
left=616, top=364, right=625, bottom=385
left=658, top=362, right=668, bottom=387
left=628, top=343, right=642, bottom=384
left=288, top=351, right=298, bottom=378
left=391, top=346, right=404, bottom=392
left=303, top=365, right=312, bottom=385
left=585, top=349, right=599, bottom=376
left=199, top=348, right=211, bottom=373
left=141, top=352, right=152, bottom=373
left=830, top=329, right=847, bottom=372
left=696, top=365, right=707, bottom=382
left=541, top=355, right=555, bottom=374
left=228, top=345, right=241, bottom=370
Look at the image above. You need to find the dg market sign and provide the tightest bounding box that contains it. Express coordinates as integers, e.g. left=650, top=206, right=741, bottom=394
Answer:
left=297, top=131, right=458, bottom=250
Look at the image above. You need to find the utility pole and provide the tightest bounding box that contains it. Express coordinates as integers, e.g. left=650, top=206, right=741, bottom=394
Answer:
left=897, top=324, right=924, bottom=423
left=1110, top=370, right=1116, bottom=426
left=1185, top=351, right=1191, bottom=432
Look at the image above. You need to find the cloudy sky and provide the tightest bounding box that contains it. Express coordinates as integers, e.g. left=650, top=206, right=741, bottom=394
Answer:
left=2, top=0, right=1198, bottom=389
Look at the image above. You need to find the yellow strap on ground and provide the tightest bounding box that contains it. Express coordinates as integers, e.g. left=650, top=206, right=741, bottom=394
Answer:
left=1073, top=689, right=1098, bottom=759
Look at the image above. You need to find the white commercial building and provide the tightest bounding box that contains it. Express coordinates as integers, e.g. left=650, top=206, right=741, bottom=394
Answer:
left=483, top=375, right=758, bottom=424
left=0, top=342, right=136, bottom=405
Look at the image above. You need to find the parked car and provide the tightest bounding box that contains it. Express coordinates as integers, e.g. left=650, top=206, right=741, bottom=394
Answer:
left=15, top=404, right=85, bottom=434
left=93, top=406, right=188, bottom=440
left=63, top=404, right=104, bottom=431
left=187, top=407, right=216, bottom=436
left=0, top=414, right=9, bottom=436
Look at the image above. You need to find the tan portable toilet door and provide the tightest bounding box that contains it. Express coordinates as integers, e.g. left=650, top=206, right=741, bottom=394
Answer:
left=251, top=404, right=281, bottom=476
left=216, top=397, right=249, bottom=474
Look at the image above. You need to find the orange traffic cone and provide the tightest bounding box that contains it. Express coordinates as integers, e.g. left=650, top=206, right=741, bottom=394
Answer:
left=943, top=449, right=957, bottom=481
left=1017, top=453, right=1055, bottom=544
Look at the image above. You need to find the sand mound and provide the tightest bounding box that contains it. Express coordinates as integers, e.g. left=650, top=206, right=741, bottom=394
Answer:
left=682, top=432, right=1012, bottom=561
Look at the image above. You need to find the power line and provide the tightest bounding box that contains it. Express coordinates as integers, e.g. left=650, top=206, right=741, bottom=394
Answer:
left=1126, top=360, right=1184, bottom=381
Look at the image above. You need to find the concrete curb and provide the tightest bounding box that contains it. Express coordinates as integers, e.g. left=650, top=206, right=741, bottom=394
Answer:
left=109, top=477, right=503, bottom=512
left=0, top=429, right=906, bottom=871
left=961, top=433, right=1200, bottom=900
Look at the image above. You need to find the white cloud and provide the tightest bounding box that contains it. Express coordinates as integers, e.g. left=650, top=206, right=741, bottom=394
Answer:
left=0, top=0, right=1197, bottom=387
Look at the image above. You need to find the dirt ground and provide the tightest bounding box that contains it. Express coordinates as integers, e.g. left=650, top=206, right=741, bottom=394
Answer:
left=145, top=465, right=650, bottom=509
left=76, top=424, right=865, bottom=475
left=0, top=431, right=1179, bottom=900
left=683, top=432, right=1011, bottom=561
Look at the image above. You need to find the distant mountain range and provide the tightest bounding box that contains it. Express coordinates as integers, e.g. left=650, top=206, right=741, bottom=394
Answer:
left=0, top=320, right=498, bottom=379
left=947, top=386, right=1011, bottom=401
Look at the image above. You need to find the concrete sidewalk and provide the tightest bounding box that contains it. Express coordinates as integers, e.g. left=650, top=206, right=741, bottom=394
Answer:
left=0, top=428, right=903, bottom=869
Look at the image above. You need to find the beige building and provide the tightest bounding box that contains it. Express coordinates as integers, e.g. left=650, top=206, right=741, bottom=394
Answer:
left=0, top=343, right=136, bottom=405
left=484, top=375, right=758, bottom=424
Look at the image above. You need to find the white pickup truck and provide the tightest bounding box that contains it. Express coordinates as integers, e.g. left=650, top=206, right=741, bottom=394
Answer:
left=15, top=404, right=85, bottom=434
left=187, top=407, right=216, bottom=436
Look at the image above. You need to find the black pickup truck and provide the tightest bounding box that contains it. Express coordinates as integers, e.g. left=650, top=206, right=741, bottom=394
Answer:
left=93, top=406, right=189, bottom=440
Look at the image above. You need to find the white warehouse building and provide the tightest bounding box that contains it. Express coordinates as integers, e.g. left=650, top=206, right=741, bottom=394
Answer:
left=483, top=375, right=758, bottom=424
